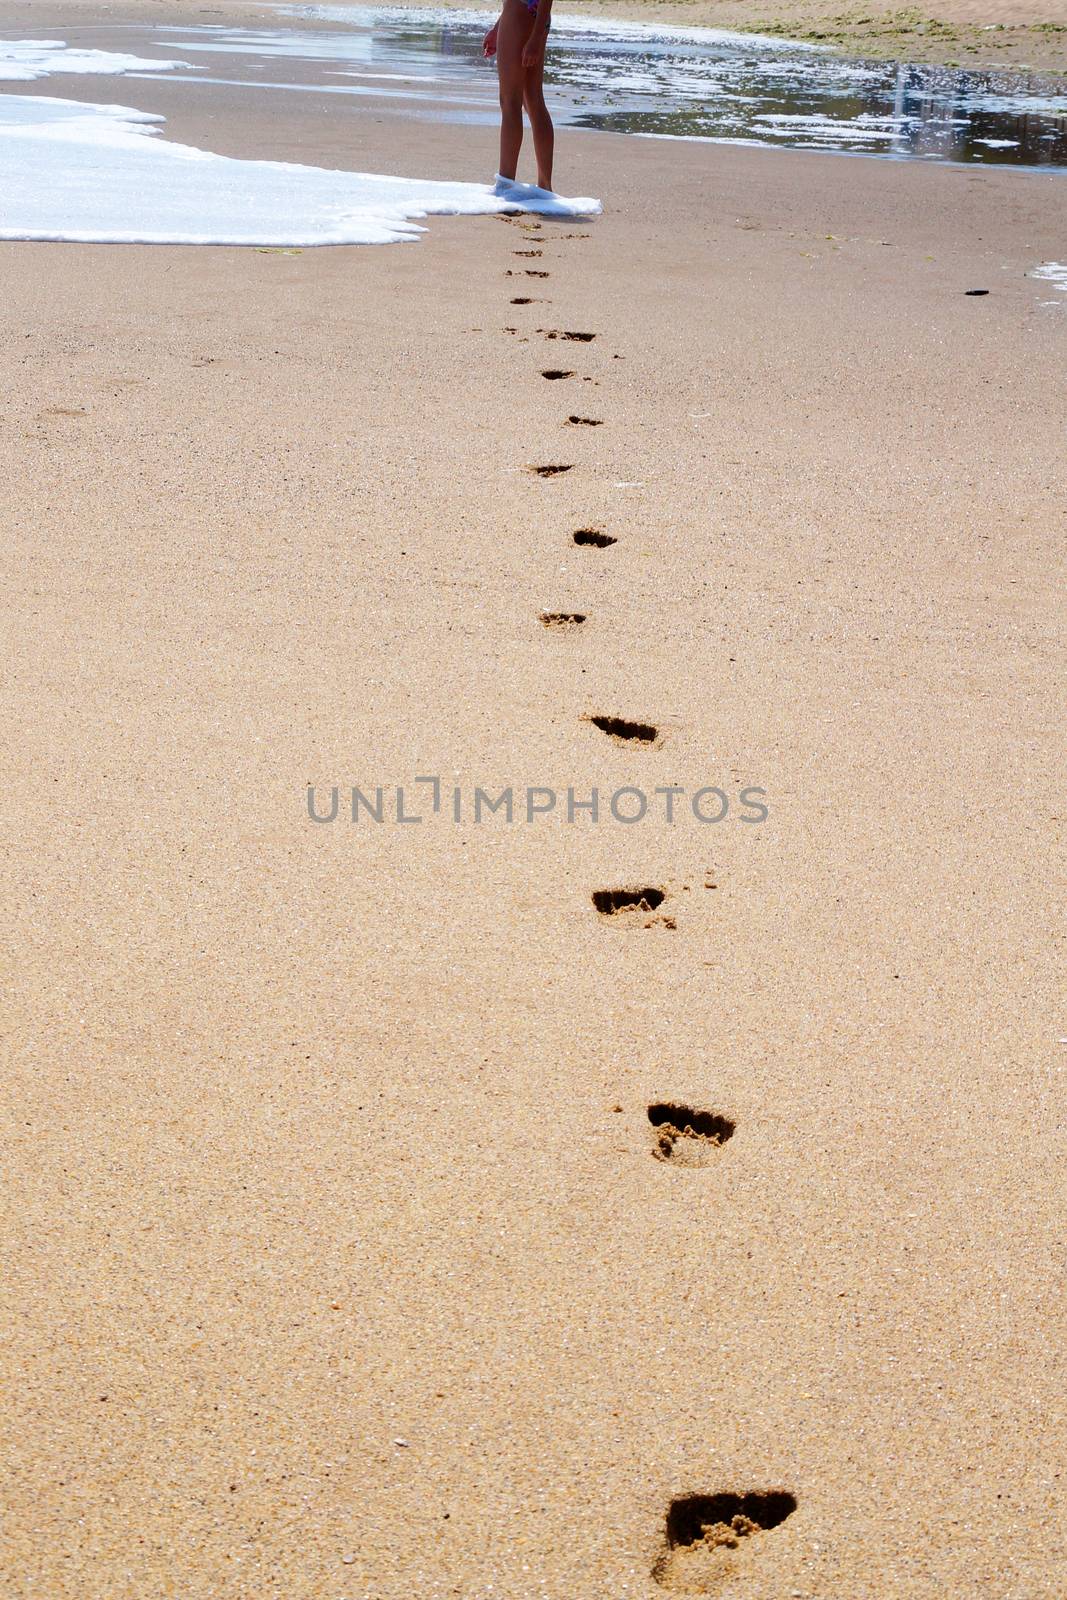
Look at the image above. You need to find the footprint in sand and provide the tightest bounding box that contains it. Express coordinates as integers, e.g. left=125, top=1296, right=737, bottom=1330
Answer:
left=539, top=328, right=596, bottom=341
left=585, top=714, right=659, bottom=745
left=566, top=415, right=603, bottom=426
left=515, top=249, right=543, bottom=258
left=540, top=611, right=586, bottom=629
left=542, top=369, right=575, bottom=380
left=573, top=528, right=617, bottom=548
left=527, top=463, right=573, bottom=477
left=592, top=886, right=674, bottom=929
left=647, top=1104, right=735, bottom=1165
left=653, top=1492, right=797, bottom=1592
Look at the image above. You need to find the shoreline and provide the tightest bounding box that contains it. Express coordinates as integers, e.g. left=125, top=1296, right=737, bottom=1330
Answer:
left=1, top=0, right=1065, bottom=76
left=517, top=0, right=1067, bottom=71
left=267, top=0, right=1067, bottom=74
left=354, top=0, right=1067, bottom=72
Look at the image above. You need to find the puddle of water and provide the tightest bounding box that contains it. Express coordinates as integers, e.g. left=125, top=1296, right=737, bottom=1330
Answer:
left=1033, top=260, right=1067, bottom=290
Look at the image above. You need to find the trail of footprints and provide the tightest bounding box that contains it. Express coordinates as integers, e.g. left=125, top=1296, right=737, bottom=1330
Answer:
left=497, top=210, right=795, bottom=1590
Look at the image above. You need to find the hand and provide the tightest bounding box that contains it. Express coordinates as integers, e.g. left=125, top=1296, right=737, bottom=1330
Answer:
left=522, top=28, right=547, bottom=68
left=482, top=24, right=498, bottom=57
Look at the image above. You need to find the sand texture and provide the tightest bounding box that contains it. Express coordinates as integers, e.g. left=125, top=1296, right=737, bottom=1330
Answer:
left=2, top=7, right=1066, bottom=1595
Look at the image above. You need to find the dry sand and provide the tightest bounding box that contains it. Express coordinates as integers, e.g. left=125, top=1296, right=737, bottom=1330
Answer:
left=2, top=4, right=1067, bottom=1595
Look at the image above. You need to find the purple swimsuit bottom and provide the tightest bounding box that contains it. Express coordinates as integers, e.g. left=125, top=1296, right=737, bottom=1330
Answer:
left=520, top=0, right=550, bottom=32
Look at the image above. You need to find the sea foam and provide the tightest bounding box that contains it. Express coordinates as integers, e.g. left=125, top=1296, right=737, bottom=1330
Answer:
left=0, top=93, right=600, bottom=246
left=0, top=39, right=192, bottom=80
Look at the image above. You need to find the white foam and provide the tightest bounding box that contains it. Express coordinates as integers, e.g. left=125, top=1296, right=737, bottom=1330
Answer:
left=0, top=39, right=191, bottom=81
left=341, top=70, right=445, bottom=81
left=0, top=92, right=600, bottom=246
left=754, top=110, right=910, bottom=144
left=972, top=93, right=1067, bottom=115
left=1032, top=262, right=1067, bottom=292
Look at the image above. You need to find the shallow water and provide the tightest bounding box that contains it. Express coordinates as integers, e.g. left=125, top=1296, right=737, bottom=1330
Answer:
left=144, top=4, right=1067, bottom=169
left=5, top=6, right=1065, bottom=168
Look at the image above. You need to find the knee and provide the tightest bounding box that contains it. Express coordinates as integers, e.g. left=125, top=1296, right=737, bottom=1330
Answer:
left=499, top=89, right=523, bottom=115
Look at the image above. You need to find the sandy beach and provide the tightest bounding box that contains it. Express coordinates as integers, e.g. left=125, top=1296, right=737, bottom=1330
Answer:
left=5, top=0, right=1067, bottom=67
left=2, top=2, right=1066, bottom=1595
left=519, top=0, right=1067, bottom=71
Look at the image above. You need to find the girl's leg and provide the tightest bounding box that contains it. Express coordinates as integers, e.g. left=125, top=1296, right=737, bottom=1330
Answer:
left=522, top=69, right=554, bottom=190
left=496, top=0, right=535, bottom=180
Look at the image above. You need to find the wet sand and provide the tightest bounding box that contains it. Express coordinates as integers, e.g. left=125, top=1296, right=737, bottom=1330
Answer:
left=2, top=6, right=1067, bottom=1596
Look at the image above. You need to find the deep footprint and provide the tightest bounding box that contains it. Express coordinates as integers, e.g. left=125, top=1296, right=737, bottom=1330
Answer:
left=528, top=463, right=574, bottom=477
left=540, top=611, right=586, bottom=628
left=653, top=1492, right=797, bottom=1592
left=588, top=715, right=658, bottom=744
left=567, top=415, right=603, bottom=426
left=539, top=329, right=596, bottom=341
left=648, top=1104, right=735, bottom=1164
left=573, top=528, right=617, bottom=548
left=592, top=887, right=674, bottom=929
left=542, top=370, right=575, bottom=380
